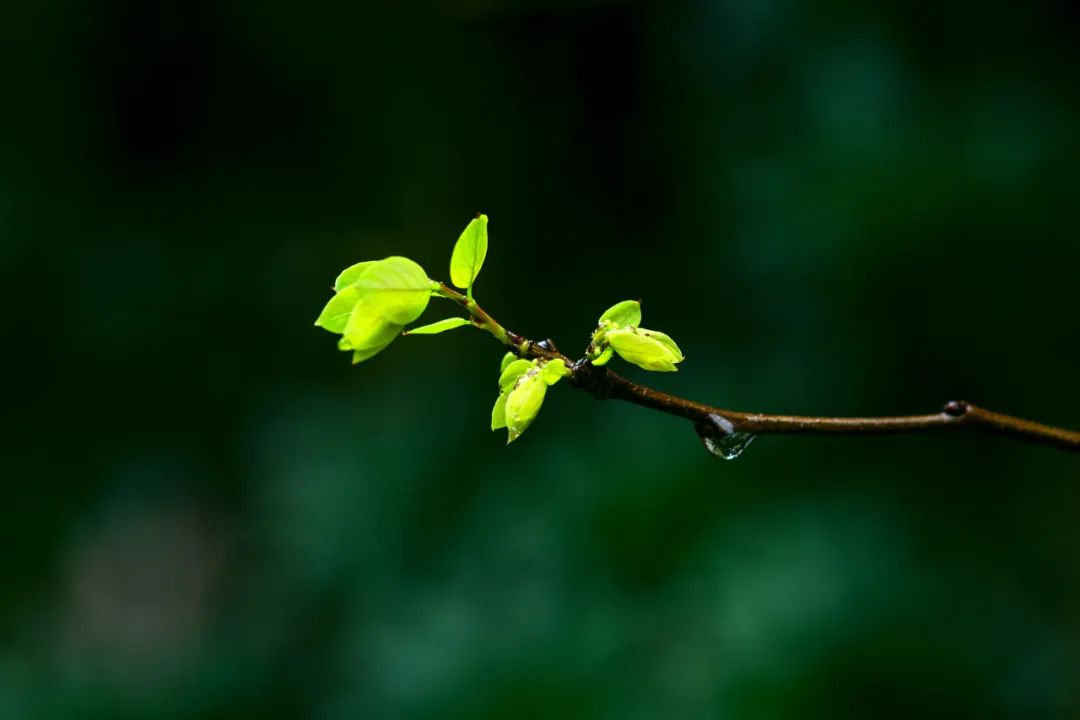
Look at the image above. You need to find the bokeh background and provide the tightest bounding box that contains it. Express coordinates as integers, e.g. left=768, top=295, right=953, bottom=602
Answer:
left=3, top=0, right=1079, bottom=717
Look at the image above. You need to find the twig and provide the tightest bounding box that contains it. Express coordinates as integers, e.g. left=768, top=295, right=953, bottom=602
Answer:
left=574, top=365, right=1080, bottom=452
left=436, top=284, right=1080, bottom=452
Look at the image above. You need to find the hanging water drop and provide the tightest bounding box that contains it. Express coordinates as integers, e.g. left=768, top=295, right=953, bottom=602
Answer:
left=696, top=414, right=755, bottom=460
left=702, top=431, right=756, bottom=460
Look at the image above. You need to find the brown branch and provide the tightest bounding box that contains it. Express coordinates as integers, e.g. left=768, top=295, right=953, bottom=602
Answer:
left=569, top=364, right=1080, bottom=452
left=436, top=284, right=1080, bottom=453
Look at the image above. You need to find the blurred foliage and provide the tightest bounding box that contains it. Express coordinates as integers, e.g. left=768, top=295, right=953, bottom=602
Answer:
left=1, top=0, right=1079, bottom=717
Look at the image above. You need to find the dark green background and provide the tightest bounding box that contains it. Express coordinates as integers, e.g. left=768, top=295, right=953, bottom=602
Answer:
left=2, top=1, right=1079, bottom=717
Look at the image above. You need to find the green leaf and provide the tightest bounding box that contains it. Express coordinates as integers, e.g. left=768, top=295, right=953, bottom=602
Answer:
left=541, top=358, right=567, bottom=385
left=491, top=393, right=508, bottom=430
left=334, top=261, right=376, bottom=292
left=343, top=300, right=404, bottom=361
left=598, top=299, right=641, bottom=329
left=500, top=351, right=517, bottom=373
left=449, top=214, right=489, bottom=292
left=354, top=256, right=432, bottom=324
left=639, top=328, right=684, bottom=362
left=405, top=317, right=471, bottom=335
left=505, top=374, right=547, bottom=442
left=499, top=359, right=533, bottom=393
left=607, top=328, right=682, bottom=372
left=314, top=286, right=361, bottom=333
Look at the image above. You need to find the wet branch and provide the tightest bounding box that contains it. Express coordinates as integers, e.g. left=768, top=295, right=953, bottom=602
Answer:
left=437, top=284, right=1080, bottom=453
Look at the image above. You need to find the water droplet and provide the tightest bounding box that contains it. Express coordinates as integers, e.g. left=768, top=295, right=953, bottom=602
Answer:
left=696, top=415, right=755, bottom=460
left=702, top=431, right=756, bottom=460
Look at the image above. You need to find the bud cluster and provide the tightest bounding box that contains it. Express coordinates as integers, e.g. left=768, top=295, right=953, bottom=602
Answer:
left=588, top=300, right=685, bottom=372
left=491, top=354, right=568, bottom=443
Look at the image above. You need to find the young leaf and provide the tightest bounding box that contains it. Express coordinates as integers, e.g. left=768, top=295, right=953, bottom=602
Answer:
left=505, top=373, right=547, bottom=442
left=500, top=351, right=517, bottom=373
left=334, top=261, right=376, bottom=292
left=541, top=358, right=568, bottom=385
left=491, top=393, right=508, bottom=430
left=598, top=300, right=641, bottom=329
left=449, top=214, right=489, bottom=292
left=639, top=328, right=684, bottom=362
left=314, top=286, right=362, bottom=333
left=405, top=317, right=471, bottom=335
left=354, top=256, right=432, bottom=324
left=343, top=300, right=404, bottom=360
left=499, top=359, right=533, bottom=393
left=607, top=328, right=682, bottom=372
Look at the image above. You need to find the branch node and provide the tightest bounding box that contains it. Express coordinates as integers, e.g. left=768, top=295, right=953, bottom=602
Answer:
left=569, top=361, right=617, bottom=400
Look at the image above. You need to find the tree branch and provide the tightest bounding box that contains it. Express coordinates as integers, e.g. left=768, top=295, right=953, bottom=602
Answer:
left=571, top=364, right=1080, bottom=452
left=436, top=284, right=1080, bottom=453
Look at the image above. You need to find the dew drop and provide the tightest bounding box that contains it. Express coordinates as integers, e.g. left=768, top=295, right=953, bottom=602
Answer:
left=702, top=431, right=756, bottom=460
left=696, top=415, right=755, bottom=460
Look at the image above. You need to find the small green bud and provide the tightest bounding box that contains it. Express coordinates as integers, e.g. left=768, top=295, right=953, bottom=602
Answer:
left=505, top=370, right=548, bottom=442
left=607, top=327, right=684, bottom=372
left=492, top=357, right=564, bottom=442
left=589, top=298, right=684, bottom=372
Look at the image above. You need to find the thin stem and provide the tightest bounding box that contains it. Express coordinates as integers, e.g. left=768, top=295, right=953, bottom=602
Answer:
left=432, top=284, right=1080, bottom=453
left=436, top=283, right=571, bottom=363
left=436, top=283, right=509, bottom=343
